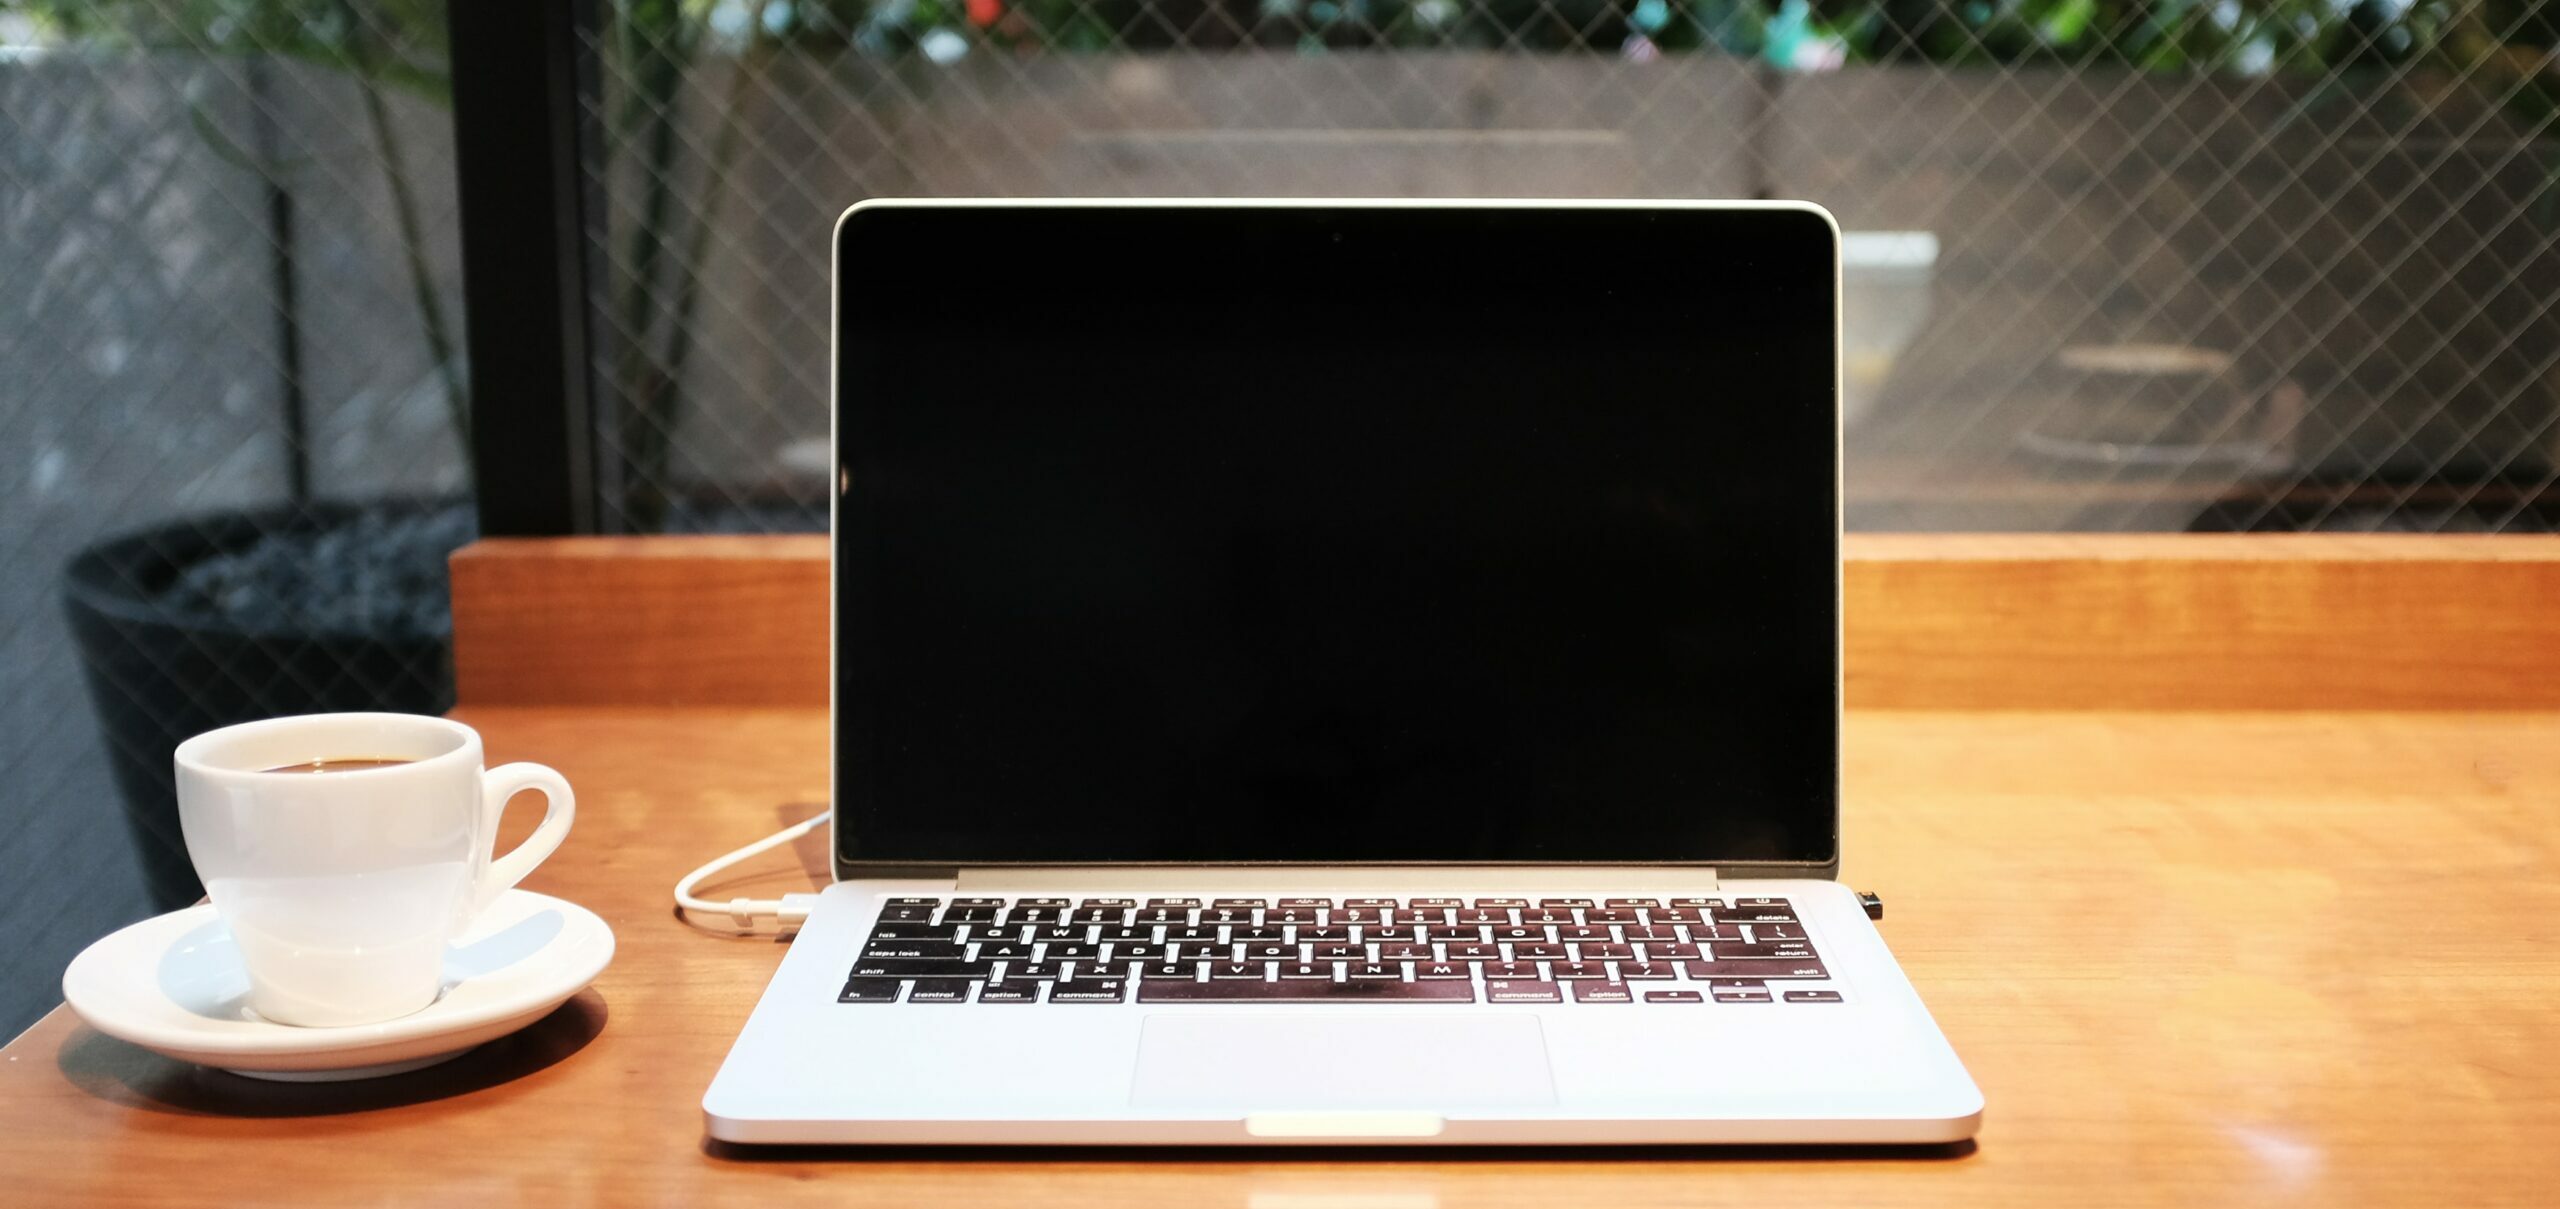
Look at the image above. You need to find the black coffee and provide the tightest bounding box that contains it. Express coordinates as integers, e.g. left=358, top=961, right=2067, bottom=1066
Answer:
left=258, top=758, right=416, bottom=775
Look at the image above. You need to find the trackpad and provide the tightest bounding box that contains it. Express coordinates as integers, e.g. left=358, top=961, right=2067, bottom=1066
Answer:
left=1129, top=1014, right=1558, bottom=1110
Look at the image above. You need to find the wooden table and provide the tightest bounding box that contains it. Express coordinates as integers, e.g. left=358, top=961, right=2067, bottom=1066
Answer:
left=7, top=706, right=2556, bottom=1206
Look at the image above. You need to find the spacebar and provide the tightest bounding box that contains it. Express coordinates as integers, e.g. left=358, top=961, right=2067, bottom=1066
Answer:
left=1137, top=980, right=1477, bottom=1003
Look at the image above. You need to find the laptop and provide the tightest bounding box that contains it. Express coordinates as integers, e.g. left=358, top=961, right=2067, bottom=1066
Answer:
left=703, top=198, right=1983, bottom=1145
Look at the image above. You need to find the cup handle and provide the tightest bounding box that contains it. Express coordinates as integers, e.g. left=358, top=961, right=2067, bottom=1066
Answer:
left=474, top=762, right=576, bottom=919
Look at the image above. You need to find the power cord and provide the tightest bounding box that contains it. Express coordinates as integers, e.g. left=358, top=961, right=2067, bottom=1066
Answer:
left=673, top=812, right=829, bottom=935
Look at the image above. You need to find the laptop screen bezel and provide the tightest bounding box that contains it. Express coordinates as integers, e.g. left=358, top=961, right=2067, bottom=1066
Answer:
left=829, top=198, right=1842, bottom=879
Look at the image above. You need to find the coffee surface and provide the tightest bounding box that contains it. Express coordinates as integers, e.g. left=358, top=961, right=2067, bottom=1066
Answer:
left=257, top=758, right=416, bottom=774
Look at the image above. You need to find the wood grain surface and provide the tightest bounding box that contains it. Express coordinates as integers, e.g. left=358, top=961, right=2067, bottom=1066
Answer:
left=6, top=707, right=2556, bottom=1207
left=448, top=534, right=2560, bottom=710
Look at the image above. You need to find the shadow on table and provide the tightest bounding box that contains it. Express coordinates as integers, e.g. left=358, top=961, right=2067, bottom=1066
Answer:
left=54, top=991, right=607, bottom=1118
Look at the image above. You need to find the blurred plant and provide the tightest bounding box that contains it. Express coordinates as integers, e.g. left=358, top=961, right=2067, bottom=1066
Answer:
left=15, top=0, right=468, bottom=464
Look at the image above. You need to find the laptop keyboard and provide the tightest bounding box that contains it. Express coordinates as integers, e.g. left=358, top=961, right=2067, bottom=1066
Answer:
left=841, top=895, right=1838, bottom=1005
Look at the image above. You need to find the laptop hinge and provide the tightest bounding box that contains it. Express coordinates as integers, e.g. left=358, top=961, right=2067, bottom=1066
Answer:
left=951, top=866, right=1721, bottom=893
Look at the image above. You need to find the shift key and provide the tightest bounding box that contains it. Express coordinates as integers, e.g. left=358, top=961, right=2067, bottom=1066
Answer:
left=850, top=958, right=993, bottom=979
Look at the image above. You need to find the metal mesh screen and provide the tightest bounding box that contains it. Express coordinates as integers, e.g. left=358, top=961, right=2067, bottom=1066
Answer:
left=0, top=5, right=468, bottom=1034
left=581, top=0, right=2560, bottom=535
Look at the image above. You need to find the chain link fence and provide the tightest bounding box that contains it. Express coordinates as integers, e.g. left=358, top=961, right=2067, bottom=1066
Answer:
left=1, top=4, right=466, bottom=1035
left=584, top=0, right=2560, bottom=534
left=3, top=0, right=2556, bottom=1035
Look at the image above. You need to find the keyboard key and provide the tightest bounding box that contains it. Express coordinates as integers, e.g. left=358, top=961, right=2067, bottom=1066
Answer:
left=1314, top=943, right=1365, bottom=960
left=1144, top=897, right=1201, bottom=909
left=1710, top=942, right=1817, bottom=960
left=1139, top=979, right=1474, bottom=1003
left=838, top=978, right=901, bottom=1003
left=1343, top=898, right=1397, bottom=909
left=1650, top=909, right=1703, bottom=924
left=1245, top=943, right=1295, bottom=961
left=1232, top=927, right=1290, bottom=944
left=1511, top=943, right=1569, bottom=960
left=974, top=942, right=1034, bottom=962
left=1685, top=925, right=1745, bottom=943
left=1481, top=962, right=1540, bottom=980
left=865, top=922, right=958, bottom=942
left=863, top=940, right=967, bottom=960
left=1381, top=943, right=1435, bottom=960
left=1605, top=898, right=1662, bottom=909
left=1347, top=962, right=1404, bottom=980
left=1051, top=979, right=1127, bottom=1003
left=978, top=982, right=1041, bottom=1003
left=1032, top=926, right=1086, bottom=944
left=1492, top=926, right=1546, bottom=943
left=1644, top=990, right=1704, bottom=1004
left=1080, top=898, right=1136, bottom=909
left=1557, top=925, right=1613, bottom=942
left=1409, top=898, right=1462, bottom=909
left=1334, top=908, right=1384, bottom=925
left=943, top=906, right=998, bottom=922
left=1515, top=909, right=1571, bottom=925
left=1045, top=943, right=1102, bottom=961
left=1142, top=962, right=1203, bottom=981
left=1617, top=962, right=1676, bottom=980
left=1785, top=990, right=1845, bottom=1003
left=1755, top=923, right=1808, bottom=941
left=1669, top=897, right=1723, bottom=909
left=1003, top=961, right=1062, bottom=980
left=1549, top=962, right=1609, bottom=980
left=1426, top=926, right=1483, bottom=942
left=886, top=897, right=940, bottom=906
left=1069, top=908, right=1127, bottom=924
left=1269, top=909, right=1318, bottom=925
left=1132, top=908, right=1187, bottom=924
left=1112, top=943, right=1167, bottom=962
left=949, top=897, right=1005, bottom=908
left=1167, top=926, right=1224, bottom=944
left=1297, top=927, right=1352, bottom=943
left=1485, top=979, right=1561, bottom=1003
left=1719, top=905, right=1798, bottom=924
left=1622, top=927, right=1682, bottom=943
left=1277, top=897, right=1332, bottom=909
left=1572, top=982, right=1634, bottom=1003
left=907, top=978, right=973, bottom=1003
left=1714, top=988, right=1775, bottom=1004
left=1281, top=962, right=1338, bottom=980
left=1416, top=961, right=1472, bottom=979
left=851, top=958, right=993, bottom=979
left=879, top=905, right=933, bottom=922
left=1454, top=908, right=1509, bottom=925
left=1641, top=943, right=1700, bottom=961
left=1211, top=962, right=1269, bottom=980
left=1538, top=898, right=1594, bottom=909
left=1211, top=898, right=1267, bottom=909
left=1577, top=943, right=1634, bottom=961
left=1687, top=960, right=1829, bottom=980
left=1472, top=898, right=1528, bottom=909
left=1585, top=909, right=1641, bottom=924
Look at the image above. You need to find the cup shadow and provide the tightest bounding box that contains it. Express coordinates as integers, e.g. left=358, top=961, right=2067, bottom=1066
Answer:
left=55, top=991, right=608, bottom=1119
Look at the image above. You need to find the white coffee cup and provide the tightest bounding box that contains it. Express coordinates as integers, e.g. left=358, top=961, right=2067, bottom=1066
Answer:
left=172, top=713, right=575, bottom=1028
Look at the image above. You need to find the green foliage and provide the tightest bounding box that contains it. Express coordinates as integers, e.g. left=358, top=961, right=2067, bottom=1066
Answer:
left=14, top=0, right=453, bottom=100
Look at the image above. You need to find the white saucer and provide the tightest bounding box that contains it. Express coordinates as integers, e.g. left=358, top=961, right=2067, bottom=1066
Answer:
left=62, top=889, right=615, bottom=1082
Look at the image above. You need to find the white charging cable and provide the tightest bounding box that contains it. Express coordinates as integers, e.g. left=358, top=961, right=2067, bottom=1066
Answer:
left=673, top=813, right=829, bottom=935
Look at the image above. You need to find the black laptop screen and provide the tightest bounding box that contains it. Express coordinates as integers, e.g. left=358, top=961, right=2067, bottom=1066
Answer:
left=835, top=204, right=1838, bottom=867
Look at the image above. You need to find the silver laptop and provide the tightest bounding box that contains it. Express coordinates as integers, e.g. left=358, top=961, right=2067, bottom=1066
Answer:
left=704, top=198, right=1982, bottom=1145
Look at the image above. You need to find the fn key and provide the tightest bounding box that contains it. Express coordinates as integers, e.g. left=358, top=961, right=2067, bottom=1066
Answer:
left=838, top=978, right=901, bottom=1003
